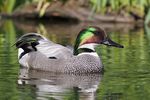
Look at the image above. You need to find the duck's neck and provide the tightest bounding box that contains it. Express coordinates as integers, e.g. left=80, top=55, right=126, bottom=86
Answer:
left=74, top=43, right=98, bottom=55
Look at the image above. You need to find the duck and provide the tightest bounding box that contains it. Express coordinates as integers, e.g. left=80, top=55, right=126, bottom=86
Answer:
left=15, top=26, right=124, bottom=74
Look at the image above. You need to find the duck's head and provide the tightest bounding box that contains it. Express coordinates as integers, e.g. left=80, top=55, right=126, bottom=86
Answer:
left=74, top=26, right=124, bottom=55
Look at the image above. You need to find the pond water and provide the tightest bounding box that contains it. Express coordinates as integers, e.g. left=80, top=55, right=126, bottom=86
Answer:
left=0, top=19, right=150, bottom=100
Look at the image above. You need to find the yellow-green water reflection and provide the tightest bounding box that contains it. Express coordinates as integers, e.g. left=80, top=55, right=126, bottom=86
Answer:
left=0, top=19, right=150, bottom=100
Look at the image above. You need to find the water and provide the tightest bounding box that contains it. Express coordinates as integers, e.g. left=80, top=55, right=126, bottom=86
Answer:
left=0, top=19, right=150, bottom=100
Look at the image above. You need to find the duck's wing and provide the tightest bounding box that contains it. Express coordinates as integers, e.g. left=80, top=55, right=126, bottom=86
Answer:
left=17, top=33, right=73, bottom=59
left=36, top=39, right=73, bottom=59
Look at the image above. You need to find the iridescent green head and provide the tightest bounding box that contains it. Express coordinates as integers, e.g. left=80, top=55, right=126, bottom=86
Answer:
left=74, top=26, right=124, bottom=55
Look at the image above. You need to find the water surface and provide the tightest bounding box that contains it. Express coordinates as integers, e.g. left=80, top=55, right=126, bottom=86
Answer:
left=0, top=19, right=150, bottom=100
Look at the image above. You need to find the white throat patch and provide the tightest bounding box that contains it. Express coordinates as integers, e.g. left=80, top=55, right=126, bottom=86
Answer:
left=78, top=43, right=98, bottom=51
left=78, top=52, right=99, bottom=57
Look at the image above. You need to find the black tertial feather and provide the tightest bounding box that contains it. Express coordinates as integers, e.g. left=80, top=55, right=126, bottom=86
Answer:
left=15, top=33, right=42, bottom=53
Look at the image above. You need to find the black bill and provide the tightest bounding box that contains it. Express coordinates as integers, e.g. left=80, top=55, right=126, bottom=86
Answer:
left=101, top=37, right=124, bottom=48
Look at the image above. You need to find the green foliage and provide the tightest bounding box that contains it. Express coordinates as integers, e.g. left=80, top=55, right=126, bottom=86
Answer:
left=90, top=0, right=149, bottom=12
left=90, top=0, right=150, bottom=23
left=13, top=0, right=32, bottom=9
left=145, top=8, right=150, bottom=24
left=0, top=0, right=33, bottom=14
left=0, top=0, right=150, bottom=22
left=0, top=0, right=16, bottom=14
left=36, top=0, right=51, bottom=17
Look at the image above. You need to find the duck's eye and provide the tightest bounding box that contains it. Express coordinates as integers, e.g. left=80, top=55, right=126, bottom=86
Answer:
left=93, top=31, right=100, bottom=35
left=88, top=30, right=99, bottom=35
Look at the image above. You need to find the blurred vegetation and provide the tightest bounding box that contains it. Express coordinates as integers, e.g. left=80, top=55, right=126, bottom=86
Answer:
left=90, top=0, right=150, bottom=24
left=0, top=0, right=150, bottom=23
left=0, top=0, right=16, bottom=14
left=0, top=0, right=52, bottom=14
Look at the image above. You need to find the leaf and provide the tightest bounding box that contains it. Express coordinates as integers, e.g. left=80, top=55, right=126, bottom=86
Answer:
left=39, top=2, right=50, bottom=17
left=145, top=8, right=150, bottom=24
left=6, top=0, right=16, bottom=14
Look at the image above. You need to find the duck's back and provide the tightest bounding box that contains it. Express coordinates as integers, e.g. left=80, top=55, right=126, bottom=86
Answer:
left=36, top=39, right=73, bottom=59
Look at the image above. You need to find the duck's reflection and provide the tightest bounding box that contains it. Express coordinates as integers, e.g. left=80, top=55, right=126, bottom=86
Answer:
left=18, top=67, right=102, bottom=100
